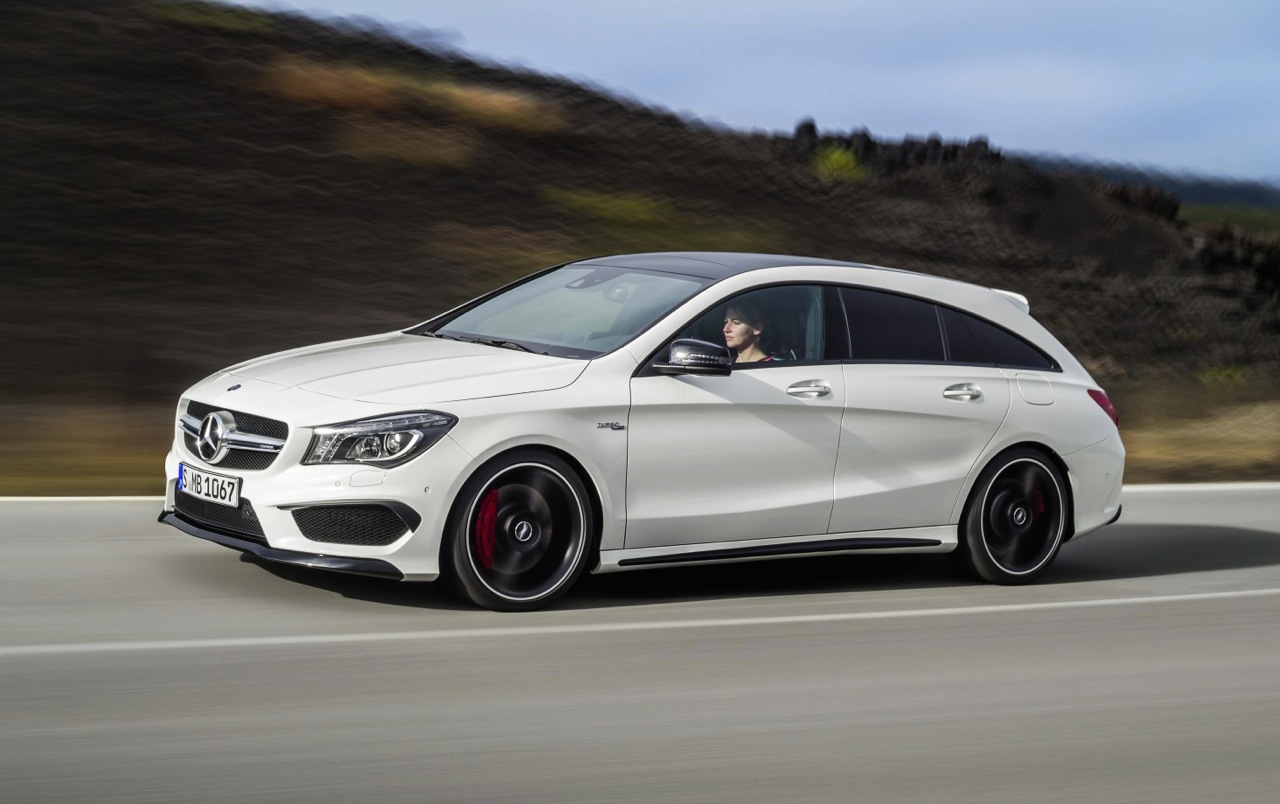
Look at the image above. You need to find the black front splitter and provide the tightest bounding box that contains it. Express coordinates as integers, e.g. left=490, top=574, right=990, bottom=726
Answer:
left=159, top=511, right=404, bottom=580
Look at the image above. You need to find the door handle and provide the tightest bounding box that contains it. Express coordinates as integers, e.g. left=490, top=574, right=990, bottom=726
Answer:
left=943, top=383, right=982, bottom=401
left=787, top=381, right=831, bottom=398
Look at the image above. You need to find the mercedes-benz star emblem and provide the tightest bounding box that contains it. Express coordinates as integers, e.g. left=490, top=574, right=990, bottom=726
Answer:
left=1012, top=507, right=1029, bottom=526
left=513, top=520, right=535, bottom=543
left=197, top=411, right=236, bottom=464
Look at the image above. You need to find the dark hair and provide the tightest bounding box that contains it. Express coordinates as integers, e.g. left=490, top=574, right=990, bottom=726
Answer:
left=726, top=297, right=781, bottom=354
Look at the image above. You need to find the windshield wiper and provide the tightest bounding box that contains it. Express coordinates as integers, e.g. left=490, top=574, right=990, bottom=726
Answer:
left=464, top=337, right=543, bottom=354
left=419, top=331, right=460, bottom=340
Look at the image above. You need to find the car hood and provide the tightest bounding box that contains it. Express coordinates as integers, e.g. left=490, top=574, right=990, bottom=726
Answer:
left=227, top=332, right=588, bottom=405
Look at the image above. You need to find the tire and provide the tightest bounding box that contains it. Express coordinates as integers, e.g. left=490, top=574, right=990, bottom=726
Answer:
left=445, top=450, right=595, bottom=611
left=952, top=448, right=1068, bottom=585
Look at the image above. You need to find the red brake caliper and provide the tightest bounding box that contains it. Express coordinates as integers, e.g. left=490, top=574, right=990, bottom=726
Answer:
left=1034, top=489, right=1046, bottom=515
left=474, top=488, right=499, bottom=570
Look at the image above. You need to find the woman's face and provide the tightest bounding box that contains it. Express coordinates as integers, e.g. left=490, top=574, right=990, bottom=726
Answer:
left=723, top=307, right=761, bottom=352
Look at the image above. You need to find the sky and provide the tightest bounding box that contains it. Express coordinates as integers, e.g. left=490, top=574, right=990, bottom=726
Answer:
left=233, top=0, right=1280, bottom=182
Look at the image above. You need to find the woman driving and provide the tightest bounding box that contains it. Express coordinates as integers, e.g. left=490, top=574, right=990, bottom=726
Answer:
left=723, top=300, right=778, bottom=363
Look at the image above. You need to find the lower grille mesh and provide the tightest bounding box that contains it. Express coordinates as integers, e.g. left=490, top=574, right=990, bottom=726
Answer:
left=292, top=505, right=409, bottom=546
left=175, top=493, right=266, bottom=542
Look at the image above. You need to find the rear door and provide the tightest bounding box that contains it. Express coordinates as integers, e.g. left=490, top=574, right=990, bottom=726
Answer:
left=829, top=288, right=1011, bottom=533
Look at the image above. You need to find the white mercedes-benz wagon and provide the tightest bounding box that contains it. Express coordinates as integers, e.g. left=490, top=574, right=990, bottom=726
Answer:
left=161, top=252, right=1124, bottom=610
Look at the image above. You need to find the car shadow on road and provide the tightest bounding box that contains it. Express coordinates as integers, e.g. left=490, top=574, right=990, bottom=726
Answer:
left=1047, top=523, right=1280, bottom=583
left=236, top=523, right=1280, bottom=611
left=238, top=554, right=472, bottom=610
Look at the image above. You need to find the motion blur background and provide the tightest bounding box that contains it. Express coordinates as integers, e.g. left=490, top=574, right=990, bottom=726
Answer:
left=3, top=0, right=1279, bottom=493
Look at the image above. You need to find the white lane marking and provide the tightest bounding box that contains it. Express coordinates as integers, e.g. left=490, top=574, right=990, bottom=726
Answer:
left=1120, top=483, right=1280, bottom=493
left=4, top=588, right=1280, bottom=658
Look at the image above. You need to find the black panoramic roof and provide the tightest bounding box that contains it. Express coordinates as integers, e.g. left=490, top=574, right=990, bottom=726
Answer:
left=573, top=251, right=877, bottom=280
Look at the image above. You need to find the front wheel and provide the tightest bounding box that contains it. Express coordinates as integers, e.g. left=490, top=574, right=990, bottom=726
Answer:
left=446, top=450, right=595, bottom=611
left=952, top=449, right=1068, bottom=585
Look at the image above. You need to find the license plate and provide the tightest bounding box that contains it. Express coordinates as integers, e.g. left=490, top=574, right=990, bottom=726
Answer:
left=178, top=463, right=241, bottom=508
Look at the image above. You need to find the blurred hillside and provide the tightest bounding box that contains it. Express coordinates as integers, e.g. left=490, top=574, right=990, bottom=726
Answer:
left=1023, top=156, right=1280, bottom=209
left=2, top=0, right=1279, bottom=490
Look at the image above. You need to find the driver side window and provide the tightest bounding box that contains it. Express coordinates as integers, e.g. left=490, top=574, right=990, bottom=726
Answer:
left=679, top=285, right=844, bottom=365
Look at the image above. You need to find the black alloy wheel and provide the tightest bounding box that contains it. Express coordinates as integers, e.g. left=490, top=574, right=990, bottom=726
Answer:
left=953, top=448, right=1068, bottom=584
left=447, top=450, right=595, bottom=611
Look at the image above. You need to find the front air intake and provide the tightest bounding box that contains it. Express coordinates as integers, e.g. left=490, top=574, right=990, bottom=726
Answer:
left=175, top=494, right=266, bottom=543
left=291, top=505, right=412, bottom=546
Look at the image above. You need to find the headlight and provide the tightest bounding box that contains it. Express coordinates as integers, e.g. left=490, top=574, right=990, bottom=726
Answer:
left=303, top=411, right=457, bottom=468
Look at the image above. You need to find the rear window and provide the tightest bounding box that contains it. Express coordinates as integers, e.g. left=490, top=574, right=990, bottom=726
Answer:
left=940, top=307, right=1058, bottom=370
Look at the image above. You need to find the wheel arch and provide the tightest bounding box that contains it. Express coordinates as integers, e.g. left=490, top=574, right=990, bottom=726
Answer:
left=440, top=443, right=606, bottom=569
left=960, top=441, right=1076, bottom=541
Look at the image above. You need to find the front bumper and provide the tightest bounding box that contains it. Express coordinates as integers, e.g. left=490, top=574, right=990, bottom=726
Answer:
left=159, top=510, right=404, bottom=579
left=161, top=412, right=477, bottom=580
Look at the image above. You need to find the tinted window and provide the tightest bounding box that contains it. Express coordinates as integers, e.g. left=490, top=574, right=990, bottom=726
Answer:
left=680, top=285, right=839, bottom=364
left=943, top=307, right=1056, bottom=370
left=939, top=307, right=988, bottom=364
left=841, top=288, right=944, bottom=362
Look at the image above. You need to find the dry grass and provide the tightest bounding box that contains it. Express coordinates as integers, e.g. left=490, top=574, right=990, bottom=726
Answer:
left=0, top=404, right=172, bottom=496
left=260, top=57, right=406, bottom=112
left=336, top=115, right=480, bottom=168
left=425, top=83, right=566, bottom=133
left=427, top=222, right=581, bottom=294
left=1122, top=401, right=1280, bottom=482
left=260, top=57, right=566, bottom=132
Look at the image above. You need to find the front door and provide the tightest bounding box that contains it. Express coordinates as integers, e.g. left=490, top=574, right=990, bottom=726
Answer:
left=626, top=366, right=846, bottom=548
left=624, top=284, right=847, bottom=549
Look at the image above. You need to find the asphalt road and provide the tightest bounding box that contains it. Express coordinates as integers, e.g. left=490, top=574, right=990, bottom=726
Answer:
left=2, top=485, right=1279, bottom=803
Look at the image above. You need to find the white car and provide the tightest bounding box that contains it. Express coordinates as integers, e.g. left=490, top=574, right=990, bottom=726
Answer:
left=161, top=252, right=1124, bottom=610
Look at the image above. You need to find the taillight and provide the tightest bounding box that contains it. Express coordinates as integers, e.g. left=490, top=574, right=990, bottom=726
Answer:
left=1088, top=389, right=1118, bottom=426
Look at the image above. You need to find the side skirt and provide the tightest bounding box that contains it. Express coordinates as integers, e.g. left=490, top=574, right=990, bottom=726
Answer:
left=597, top=525, right=955, bottom=573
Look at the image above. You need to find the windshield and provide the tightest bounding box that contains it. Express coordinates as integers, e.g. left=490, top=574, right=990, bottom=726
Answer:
left=419, top=265, right=709, bottom=358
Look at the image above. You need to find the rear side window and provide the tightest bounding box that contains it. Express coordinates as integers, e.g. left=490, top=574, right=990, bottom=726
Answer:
left=841, top=288, right=944, bottom=362
left=940, top=307, right=1058, bottom=370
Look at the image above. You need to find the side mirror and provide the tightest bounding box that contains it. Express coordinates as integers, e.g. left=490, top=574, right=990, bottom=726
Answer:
left=654, top=339, right=733, bottom=376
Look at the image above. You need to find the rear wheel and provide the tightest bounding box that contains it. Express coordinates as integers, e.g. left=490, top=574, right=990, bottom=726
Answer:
left=446, top=450, right=595, bottom=611
left=953, top=449, right=1067, bottom=584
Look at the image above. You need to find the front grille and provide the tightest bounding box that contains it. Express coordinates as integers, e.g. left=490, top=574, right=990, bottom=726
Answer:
left=187, top=401, right=288, bottom=440
left=185, top=400, right=288, bottom=470
left=292, top=505, right=410, bottom=546
left=183, top=434, right=280, bottom=471
left=175, top=493, right=266, bottom=543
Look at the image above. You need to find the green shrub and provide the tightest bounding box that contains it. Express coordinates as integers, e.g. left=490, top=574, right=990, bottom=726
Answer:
left=143, top=0, right=273, bottom=34
left=1197, top=364, right=1249, bottom=388
left=1182, top=204, right=1280, bottom=241
left=813, top=145, right=866, bottom=182
left=543, top=187, right=787, bottom=254
left=543, top=188, right=676, bottom=224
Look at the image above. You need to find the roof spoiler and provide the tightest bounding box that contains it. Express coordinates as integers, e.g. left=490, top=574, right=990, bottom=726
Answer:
left=991, top=288, right=1030, bottom=313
